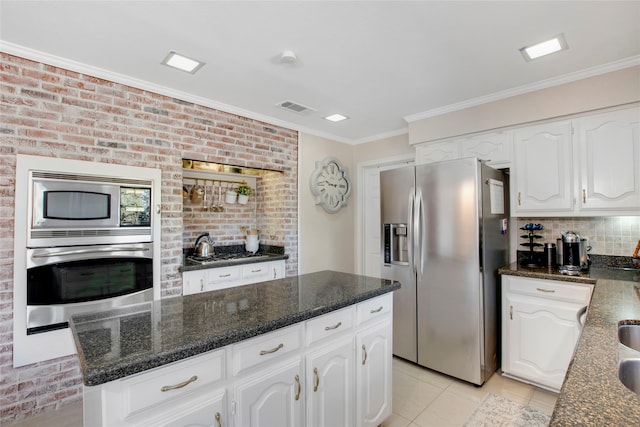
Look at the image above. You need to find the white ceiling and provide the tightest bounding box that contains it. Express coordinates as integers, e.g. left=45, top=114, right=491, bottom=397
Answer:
left=1, top=1, right=639, bottom=144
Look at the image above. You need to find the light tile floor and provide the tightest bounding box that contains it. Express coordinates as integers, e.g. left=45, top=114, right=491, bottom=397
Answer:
left=10, top=356, right=557, bottom=427
left=384, top=357, right=558, bottom=427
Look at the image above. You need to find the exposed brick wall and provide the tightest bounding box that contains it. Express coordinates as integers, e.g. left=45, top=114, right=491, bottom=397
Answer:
left=0, top=53, right=298, bottom=424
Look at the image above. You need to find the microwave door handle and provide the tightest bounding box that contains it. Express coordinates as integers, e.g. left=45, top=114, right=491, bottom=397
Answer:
left=31, top=246, right=150, bottom=258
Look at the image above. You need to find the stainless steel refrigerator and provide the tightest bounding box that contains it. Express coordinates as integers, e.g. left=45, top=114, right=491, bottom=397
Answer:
left=380, top=157, right=509, bottom=385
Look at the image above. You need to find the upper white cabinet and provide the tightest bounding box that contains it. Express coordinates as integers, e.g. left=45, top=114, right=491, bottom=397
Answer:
left=415, top=140, right=458, bottom=165
left=574, top=108, right=640, bottom=213
left=458, top=131, right=512, bottom=168
left=511, top=121, right=574, bottom=215
left=415, top=131, right=512, bottom=168
left=510, top=106, right=640, bottom=216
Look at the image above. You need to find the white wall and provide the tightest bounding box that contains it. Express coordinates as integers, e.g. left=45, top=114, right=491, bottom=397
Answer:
left=299, top=133, right=356, bottom=274
left=408, top=65, right=640, bottom=144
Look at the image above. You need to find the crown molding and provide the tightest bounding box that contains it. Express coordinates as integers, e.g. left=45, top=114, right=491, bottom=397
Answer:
left=404, top=55, right=640, bottom=123
left=0, top=41, right=356, bottom=144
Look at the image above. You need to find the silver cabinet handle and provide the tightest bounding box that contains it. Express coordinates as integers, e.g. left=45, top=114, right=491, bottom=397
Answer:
left=273, top=268, right=277, bottom=279
left=251, top=269, right=263, bottom=273
left=313, top=367, right=319, bottom=392
left=219, top=273, right=231, bottom=278
left=536, top=288, right=556, bottom=293
left=215, top=412, right=222, bottom=427
left=362, top=344, right=368, bottom=365
left=370, top=306, right=383, bottom=314
left=294, top=374, right=301, bottom=401
left=324, top=322, right=342, bottom=331
left=260, top=343, right=284, bottom=355
left=160, top=375, right=198, bottom=392
left=156, top=204, right=161, bottom=214
left=200, top=278, right=204, bottom=292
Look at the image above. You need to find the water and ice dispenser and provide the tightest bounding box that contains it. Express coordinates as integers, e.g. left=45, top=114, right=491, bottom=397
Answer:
left=383, top=223, right=409, bottom=265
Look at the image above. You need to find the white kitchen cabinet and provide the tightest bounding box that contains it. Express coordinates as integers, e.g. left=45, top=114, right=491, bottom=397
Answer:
left=511, top=120, right=574, bottom=215
left=306, top=307, right=356, bottom=427
left=233, top=357, right=305, bottom=427
left=306, top=337, right=355, bottom=427
left=84, top=293, right=394, bottom=427
left=501, top=275, right=593, bottom=392
left=183, top=260, right=286, bottom=295
left=415, top=140, right=458, bottom=165
left=574, top=107, right=640, bottom=213
left=457, top=130, right=512, bottom=168
left=355, top=294, right=393, bottom=427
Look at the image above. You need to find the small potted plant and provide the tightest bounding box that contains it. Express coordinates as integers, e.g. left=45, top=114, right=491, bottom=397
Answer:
left=236, top=184, right=252, bottom=205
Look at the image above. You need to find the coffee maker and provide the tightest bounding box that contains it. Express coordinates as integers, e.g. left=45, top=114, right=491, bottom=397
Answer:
left=558, top=231, right=588, bottom=275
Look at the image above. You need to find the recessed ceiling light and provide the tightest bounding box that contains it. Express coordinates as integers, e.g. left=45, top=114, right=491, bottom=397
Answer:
left=324, top=114, right=349, bottom=122
left=161, top=51, right=205, bottom=74
left=519, top=34, right=568, bottom=61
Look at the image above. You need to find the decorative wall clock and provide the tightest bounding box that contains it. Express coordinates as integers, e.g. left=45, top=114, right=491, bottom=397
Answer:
left=309, top=156, right=352, bottom=213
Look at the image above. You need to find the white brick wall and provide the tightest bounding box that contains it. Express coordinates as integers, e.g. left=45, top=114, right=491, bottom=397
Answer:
left=0, top=52, right=299, bottom=424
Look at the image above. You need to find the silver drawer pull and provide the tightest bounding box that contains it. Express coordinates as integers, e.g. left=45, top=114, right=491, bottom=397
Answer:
left=251, top=269, right=263, bottom=273
left=219, top=273, right=231, bottom=278
left=160, top=375, right=198, bottom=392
left=536, top=288, right=556, bottom=293
left=260, top=343, right=284, bottom=355
left=362, top=344, right=368, bottom=365
left=313, top=367, right=319, bottom=392
left=324, top=322, right=342, bottom=331
left=370, top=306, right=383, bottom=314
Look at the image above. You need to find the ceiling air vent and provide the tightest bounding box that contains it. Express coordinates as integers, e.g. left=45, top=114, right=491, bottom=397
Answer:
left=276, top=100, right=316, bottom=114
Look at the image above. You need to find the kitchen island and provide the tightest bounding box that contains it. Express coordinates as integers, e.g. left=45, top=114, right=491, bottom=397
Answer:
left=70, top=270, right=399, bottom=427
left=499, top=263, right=640, bottom=425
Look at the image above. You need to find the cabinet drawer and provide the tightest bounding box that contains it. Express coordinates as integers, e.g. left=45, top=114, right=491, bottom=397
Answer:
left=357, top=293, right=392, bottom=326
left=306, top=306, right=355, bottom=346
left=207, top=266, right=242, bottom=286
left=120, top=349, right=225, bottom=418
left=242, top=262, right=272, bottom=283
left=505, top=276, right=592, bottom=304
left=231, top=324, right=302, bottom=376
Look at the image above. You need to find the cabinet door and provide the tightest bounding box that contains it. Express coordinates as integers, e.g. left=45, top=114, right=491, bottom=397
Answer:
left=512, top=121, right=574, bottom=215
left=504, top=293, right=583, bottom=391
left=234, top=357, right=304, bottom=427
left=575, top=107, right=640, bottom=212
left=183, top=270, right=207, bottom=295
left=415, top=141, right=458, bottom=165
left=142, top=388, right=227, bottom=427
left=306, top=337, right=355, bottom=427
left=271, top=260, right=286, bottom=280
left=356, top=320, right=392, bottom=427
left=458, top=131, right=512, bottom=167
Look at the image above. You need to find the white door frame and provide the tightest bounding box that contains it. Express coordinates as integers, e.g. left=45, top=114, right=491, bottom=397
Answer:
left=355, top=153, right=415, bottom=275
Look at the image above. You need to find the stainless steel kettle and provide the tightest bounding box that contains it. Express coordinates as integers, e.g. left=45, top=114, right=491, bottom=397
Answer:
left=194, top=233, right=214, bottom=257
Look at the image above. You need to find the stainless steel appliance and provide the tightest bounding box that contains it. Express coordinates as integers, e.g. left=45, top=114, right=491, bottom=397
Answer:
left=29, top=171, right=153, bottom=247
left=26, top=243, right=153, bottom=334
left=559, top=231, right=590, bottom=274
left=380, top=158, right=509, bottom=385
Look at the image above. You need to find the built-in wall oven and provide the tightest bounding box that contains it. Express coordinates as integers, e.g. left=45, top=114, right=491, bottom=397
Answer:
left=25, top=171, right=156, bottom=335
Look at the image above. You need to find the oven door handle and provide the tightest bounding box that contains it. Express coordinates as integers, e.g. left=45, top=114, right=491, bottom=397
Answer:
left=31, top=246, right=150, bottom=258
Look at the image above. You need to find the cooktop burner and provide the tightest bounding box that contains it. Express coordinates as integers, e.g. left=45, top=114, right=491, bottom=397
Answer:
left=187, top=252, right=270, bottom=265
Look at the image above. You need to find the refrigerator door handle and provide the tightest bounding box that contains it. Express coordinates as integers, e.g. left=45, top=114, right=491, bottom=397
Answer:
left=415, top=188, right=424, bottom=275
left=408, top=188, right=416, bottom=274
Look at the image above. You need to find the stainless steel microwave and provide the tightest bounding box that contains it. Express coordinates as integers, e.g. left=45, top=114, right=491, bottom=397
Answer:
left=29, top=171, right=154, bottom=247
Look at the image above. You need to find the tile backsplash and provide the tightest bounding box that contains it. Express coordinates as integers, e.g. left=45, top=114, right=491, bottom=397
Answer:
left=517, top=216, right=640, bottom=256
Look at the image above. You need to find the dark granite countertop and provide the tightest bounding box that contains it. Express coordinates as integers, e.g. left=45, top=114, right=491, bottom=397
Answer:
left=500, top=263, right=640, bottom=425
left=69, top=270, right=400, bottom=387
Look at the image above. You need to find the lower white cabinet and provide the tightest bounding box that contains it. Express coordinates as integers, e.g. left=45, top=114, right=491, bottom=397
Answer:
left=84, top=293, right=393, bottom=427
left=501, top=275, right=593, bottom=391
left=183, top=260, right=286, bottom=295
left=234, top=356, right=305, bottom=427
left=356, top=320, right=392, bottom=427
